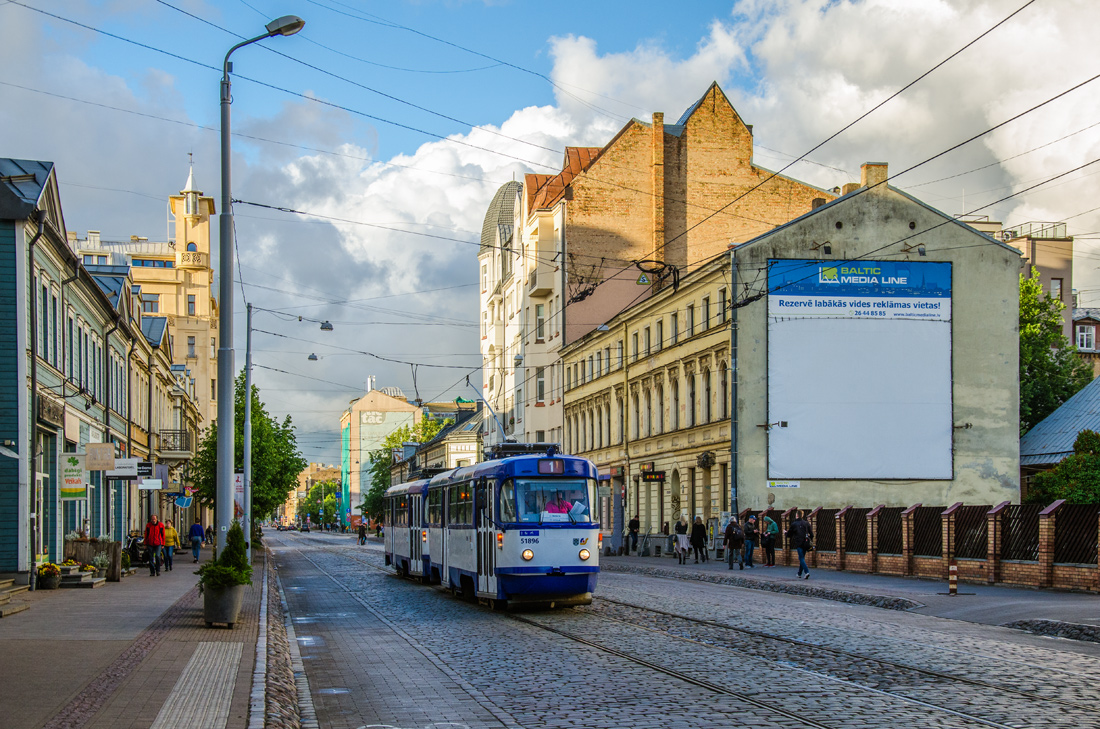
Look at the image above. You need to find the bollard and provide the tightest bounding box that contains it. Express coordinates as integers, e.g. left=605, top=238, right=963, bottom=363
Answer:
left=948, top=560, right=958, bottom=596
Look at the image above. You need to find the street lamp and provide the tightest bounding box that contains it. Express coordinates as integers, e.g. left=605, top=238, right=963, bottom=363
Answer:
left=216, top=14, right=304, bottom=554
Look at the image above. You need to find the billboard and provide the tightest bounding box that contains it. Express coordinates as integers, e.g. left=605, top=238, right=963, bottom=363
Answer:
left=767, top=259, right=952, bottom=480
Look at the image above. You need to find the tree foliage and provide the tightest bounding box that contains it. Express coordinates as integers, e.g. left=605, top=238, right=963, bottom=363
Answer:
left=190, top=370, right=308, bottom=522
left=1027, top=430, right=1100, bottom=504
left=195, top=519, right=252, bottom=593
left=1019, top=267, right=1092, bottom=435
left=297, top=480, right=341, bottom=526
left=358, top=417, right=449, bottom=521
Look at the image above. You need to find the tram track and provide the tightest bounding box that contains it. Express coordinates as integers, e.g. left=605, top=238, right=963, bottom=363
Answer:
left=592, top=596, right=1099, bottom=713
left=288, top=537, right=1095, bottom=729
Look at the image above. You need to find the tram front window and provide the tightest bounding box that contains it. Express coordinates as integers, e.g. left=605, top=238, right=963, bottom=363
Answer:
left=511, top=479, right=596, bottom=523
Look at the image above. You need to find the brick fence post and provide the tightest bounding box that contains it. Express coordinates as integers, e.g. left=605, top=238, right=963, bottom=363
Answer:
left=867, top=504, right=885, bottom=575
left=781, top=506, right=798, bottom=567
left=1095, top=508, right=1100, bottom=593
left=986, top=501, right=1010, bottom=585
left=941, top=502, right=963, bottom=580
left=1038, top=499, right=1065, bottom=589
left=835, top=506, right=851, bottom=572
left=901, top=503, right=921, bottom=577
left=807, top=506, right=822, bottom=569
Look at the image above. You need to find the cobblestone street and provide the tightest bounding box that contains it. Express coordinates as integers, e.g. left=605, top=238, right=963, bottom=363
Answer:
left=270, top=532, right=1100, bottom=729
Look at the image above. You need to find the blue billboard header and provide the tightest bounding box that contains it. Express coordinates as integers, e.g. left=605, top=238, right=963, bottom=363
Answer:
left=768, top=259, right=951, bottom=298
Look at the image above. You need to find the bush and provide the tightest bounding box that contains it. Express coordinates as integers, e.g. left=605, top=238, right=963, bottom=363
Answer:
left=121, top=552, right=130, bottom=570
left=196, top=521, right=252, bottom=594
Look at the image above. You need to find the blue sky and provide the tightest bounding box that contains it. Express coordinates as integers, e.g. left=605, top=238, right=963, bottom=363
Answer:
left=5, top=0, right=1100, bottom=463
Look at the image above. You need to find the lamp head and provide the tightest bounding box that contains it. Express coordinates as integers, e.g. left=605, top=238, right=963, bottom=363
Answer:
left=320, top=321, right=334, bottom=331
left=266, top=15, right=305, bottom=36
left=308, top=353, right=318, bottom=361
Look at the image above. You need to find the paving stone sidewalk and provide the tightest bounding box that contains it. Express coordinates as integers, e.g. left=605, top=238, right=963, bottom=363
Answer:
left=0, top=545, right=265, bottom=729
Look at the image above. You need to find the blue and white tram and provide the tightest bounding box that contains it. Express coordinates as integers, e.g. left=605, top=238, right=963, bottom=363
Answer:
left=384, top=447, right=601, bottom=607
left=383, top=478, right=431, bottom=582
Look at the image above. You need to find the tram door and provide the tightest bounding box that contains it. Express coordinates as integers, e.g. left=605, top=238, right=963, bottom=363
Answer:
left=476, top=479, right=495, bottom=595
left=410, top=496, right=421, bottom=572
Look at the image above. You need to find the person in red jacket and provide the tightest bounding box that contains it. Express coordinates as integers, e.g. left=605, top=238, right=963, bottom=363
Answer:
left=144, top=514, right=166, bottom=576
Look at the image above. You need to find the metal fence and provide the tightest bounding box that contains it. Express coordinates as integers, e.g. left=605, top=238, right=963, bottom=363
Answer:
left=815, top=509, right=838, bottom=551
left=1001, top=505, right=1041, bottom=561
left=954, top=505, right=990, bottom=560
left=845, top=508, right=870, bottom=553
left=1053, top=504, right=1099, bottom=565
left=913, top=506, right=945, bottom=557
left=878, top=507, right=904, bottom=555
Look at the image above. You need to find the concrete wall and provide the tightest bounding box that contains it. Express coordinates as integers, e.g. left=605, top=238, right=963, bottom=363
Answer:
left=733, top=167, right=1021, bottom=510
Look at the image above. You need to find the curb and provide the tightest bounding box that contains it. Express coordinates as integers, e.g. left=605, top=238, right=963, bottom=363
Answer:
left=1002, top=618, right=1100, bottom=644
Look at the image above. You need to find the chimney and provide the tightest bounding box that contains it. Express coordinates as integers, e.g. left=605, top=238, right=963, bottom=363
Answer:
left=812, top=198, right=827, bottom=209
left=841, top=183, right=861, bottom=196
left=651, top=112, right=665, bottom=263
left=88, top=230, right=100, bottom=247
left=861, top=162, right=889, bottom=191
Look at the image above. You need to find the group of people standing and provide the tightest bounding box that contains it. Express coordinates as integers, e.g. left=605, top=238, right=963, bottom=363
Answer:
left=722, top=513, right=780, bottom=569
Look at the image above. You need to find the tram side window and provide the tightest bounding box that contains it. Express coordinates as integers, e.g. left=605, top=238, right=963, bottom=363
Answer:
left=500, top=484, right=517, bottom=523
left=427, top=489, right=443, bottom=526
left=448, top=485, right=473, bottom=525
left=395, top=497, right=408, bottom=527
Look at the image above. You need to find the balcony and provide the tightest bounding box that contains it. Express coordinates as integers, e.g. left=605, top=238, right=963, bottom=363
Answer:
left=528, top=267, right=553, bottom=297
left=157, top=429, right=194, bottom=464
left=176, top=250, right=209, bottom=269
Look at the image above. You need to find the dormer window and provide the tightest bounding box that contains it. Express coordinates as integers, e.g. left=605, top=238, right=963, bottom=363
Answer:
left=186, top=190, right=199, bottom=217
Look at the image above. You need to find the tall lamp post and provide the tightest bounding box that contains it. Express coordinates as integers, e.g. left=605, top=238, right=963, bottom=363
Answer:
left=217, top=14, right=305, bottom=553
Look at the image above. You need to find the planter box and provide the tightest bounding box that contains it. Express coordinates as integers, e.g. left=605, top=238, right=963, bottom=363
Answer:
left=203, top=584, right=246, bottom=628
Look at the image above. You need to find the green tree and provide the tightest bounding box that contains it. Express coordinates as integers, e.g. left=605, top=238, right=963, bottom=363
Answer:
left=358, top=417, right=449, bottom=521
left=1019, top=267, right=1092, bottom=435
left=1027, top=430, right=1100, bottom=504
left=190, top=370, right=308, bottom=527
left=297, top=480, right=340, bottom=525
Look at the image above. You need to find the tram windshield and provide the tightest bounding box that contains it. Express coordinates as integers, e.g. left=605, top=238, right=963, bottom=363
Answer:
left=505, top=479, right=597, bottom=523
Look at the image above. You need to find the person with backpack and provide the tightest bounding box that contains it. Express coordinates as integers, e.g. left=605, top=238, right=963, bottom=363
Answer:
left=786, top=510, right=814, bottom=579
left=723, top=517, right=745, bottom=570
left=761, top=513, right=779, bottom=567
left=743, top=515, right=759, bottom=568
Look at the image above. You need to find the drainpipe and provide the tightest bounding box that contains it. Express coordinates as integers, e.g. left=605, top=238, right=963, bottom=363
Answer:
left=126, top=337, right=135, bottom=535
left=27, top=210, right=46, bottom=590
left=729, top=248, right=739, bottom=517
left=613, top=319, right=631, bottom=554
left=147, top=348, right=155, bottom=523
left=102, top=316, right=120, bottom=538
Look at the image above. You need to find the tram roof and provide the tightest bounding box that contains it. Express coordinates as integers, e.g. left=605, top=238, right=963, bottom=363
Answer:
left=384, top=479, right=431, bottom=498
left=427, top=454, right=598, bottom=488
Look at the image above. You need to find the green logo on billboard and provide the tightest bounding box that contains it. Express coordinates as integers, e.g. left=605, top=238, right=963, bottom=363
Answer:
left=819, top=266, right=839, bottom=283
left=67, top=457, right=79, bottom=467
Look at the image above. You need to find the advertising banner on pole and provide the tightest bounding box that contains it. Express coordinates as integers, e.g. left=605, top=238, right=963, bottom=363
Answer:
left=61, top=455, right=87, bottom=499
left=234, top=473, right=245, bottom=518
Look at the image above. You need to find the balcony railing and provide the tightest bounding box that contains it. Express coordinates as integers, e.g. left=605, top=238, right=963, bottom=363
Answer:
left=159, top=429, right=192, bottom=453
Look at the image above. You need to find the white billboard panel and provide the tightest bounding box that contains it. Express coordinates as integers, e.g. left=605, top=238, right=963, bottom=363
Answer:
left=767, top=260, right=952, bottom=480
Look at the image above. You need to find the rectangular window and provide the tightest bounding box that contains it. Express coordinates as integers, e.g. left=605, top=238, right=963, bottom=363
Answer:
left=535, top=304, right=545, bottom=341
left=687, top=304, right=695, bottom=336
left=702, top=297, right=711, bottom=329
left=481, top=311, right=487, bottom=338
left=97, top=255, right=106, bottom=264
left=671, top=312, right=679, bottom=344
left=50, top=295, right=58, bottom=367
left=211, top=337, right=216, bottom=358
left=67, top=317, right=74, bottom=378
left=1077, top=325, right=1095, bottom=350
left=617, top=341, right=624, bottom=369
left=187, top=336, right=196, bottom=358
left=632, top=332, right=639, bottom=362
left=604, top=346, right=610, bottom=375
left=535, top=429, right=545, bottom=443
left=655, top=320, right=663, bottom=351
left=1051, top=278, right=1064, bottom=302
left=187, top=294, right=196, bottom=316
left=211, top=379, right=216, bottom=399
left=536, top=366, right=546, bottom=402
left=82, top=255, right=96, bottom=264
left=718, top=288, right=727, bottom=323
left=142, top=294, right=159, bottom=313
left=481, top=264, right=488, bottom=291
left=40, top=284, right=49, bottom=362
left=644, top=327, right=651, bottom=356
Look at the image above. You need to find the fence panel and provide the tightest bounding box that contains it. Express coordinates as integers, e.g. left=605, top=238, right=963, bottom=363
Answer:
left=913, top=506, right=945, bottom=557
left=845, top=508, right=870, bottom=553
left=816, top=509, right=837, bottom=552
left=955, top=505, right=990, bottom=559
left=878, top=507, right=904, bottom=555
left=1053, top=504, right=1100, bottom=565
left=1001, top=504, right=1041, bottom=561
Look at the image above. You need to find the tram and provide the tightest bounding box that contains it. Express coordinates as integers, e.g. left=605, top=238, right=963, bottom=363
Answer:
left=384, top=444, right=601, bottom=607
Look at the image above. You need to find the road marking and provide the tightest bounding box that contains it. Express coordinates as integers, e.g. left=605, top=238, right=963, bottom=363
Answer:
left=150, top=642, right=243, bottom=729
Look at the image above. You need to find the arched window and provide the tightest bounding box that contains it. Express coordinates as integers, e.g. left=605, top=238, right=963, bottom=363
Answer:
left=703, top=368, right=712, bottom=423
left=186, top=243, right=197, bottom=252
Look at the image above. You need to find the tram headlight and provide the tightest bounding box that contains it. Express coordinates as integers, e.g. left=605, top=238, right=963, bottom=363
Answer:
left=522, top=549, right=534, bottom=561
left=579, top=549, right=591, bottom=561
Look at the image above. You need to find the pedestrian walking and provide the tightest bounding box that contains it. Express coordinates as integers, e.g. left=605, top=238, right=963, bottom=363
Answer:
left=163, top=520, right=179, bottom=572
left=690, top=516, right=708, bottom=564
left=743, top=515, right=758, bottom=568
left=723, top=517, right=745, bottom=570
left=674, top=515, right=690, bottom=564
left=762, top=513, right=779, bottom=566
left=786, top=510, right=814, bottom=579
left=358, top=522, right=367, bottom=545
left=205, top=524, right=214, bottom=545
left=188, top=518, right=205, bottom=563
left=144, top=514, right=166, bottom=577
left=628, top=514, right=640, bottom=553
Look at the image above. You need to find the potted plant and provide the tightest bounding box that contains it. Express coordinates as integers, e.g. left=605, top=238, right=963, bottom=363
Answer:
left=37, top=563, right=61, bottom=589
left=92, top=552, right=110, bottom=578
left=196, top=520, right=252, bottom=628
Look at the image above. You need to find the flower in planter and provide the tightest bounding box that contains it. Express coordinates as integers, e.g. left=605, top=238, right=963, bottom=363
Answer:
left=37, top=563, right=60, bottom=578
left=81, top=563, right=96, bottom=573
left=64, top=530, right=82, bottom=542
left=61, top=558, right=79, bottom=567
left=92, top=552, right=111, bottom=570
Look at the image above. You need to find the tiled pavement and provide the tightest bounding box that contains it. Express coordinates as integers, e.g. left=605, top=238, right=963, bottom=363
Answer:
left=0, top=544, right=262, bottom=729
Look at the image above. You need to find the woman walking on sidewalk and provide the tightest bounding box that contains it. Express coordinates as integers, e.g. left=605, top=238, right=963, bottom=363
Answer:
left=786, top=510, right=814, bottom=579
left=690, top=516, right=708, bottom=564
left=674, top=516, right=690, bottom=564
left=189, top=518, right=205, bottom=563
left=163, top=521, right=180, bottom=572
left=762, top=513, right=779, bottom=566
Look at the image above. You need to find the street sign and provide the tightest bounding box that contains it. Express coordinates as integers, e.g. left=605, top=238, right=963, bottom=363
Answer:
left=636, top=273, right=652, bottom=285
left=138, top=479, right=163, bottom=490
left=85, top=443, right=115, bottom=471
left=137, top=461, right=154, bottom=478
left=107, top=458, right=139, bottom=478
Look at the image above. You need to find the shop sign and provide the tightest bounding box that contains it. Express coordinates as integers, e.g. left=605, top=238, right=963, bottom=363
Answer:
left=108, top=458, right=139, bottom=478
left=85, top=443, right=115, bottom=471
left=60, top=455, right=87, bottom=500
